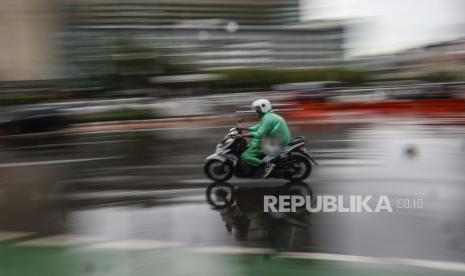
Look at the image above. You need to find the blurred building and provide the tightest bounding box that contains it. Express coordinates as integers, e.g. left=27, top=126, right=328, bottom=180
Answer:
left=64, top=0, right=345, bottom=73
left=0, top=0, right=62, bottom=82
left=70, top=21, right=344, bottom=71
left=394, top=39, right=465, bottom=77
left=354, top=38, right=465, bottom=80
left=0, top=0, right=346, bottom=86
left=67, top=0, right=301, bottom=26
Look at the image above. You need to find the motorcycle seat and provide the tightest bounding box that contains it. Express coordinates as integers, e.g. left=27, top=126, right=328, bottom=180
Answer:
left=263, top=136, right=307, bottom=163
left=288, top=136, right=306, bottom=146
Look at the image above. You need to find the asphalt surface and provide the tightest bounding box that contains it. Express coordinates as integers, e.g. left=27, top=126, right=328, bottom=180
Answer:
left=1, top=119, right=465, bottom=275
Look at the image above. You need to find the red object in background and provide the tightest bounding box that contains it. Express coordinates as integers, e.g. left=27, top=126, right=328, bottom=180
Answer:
left=288, top=98, right=465, bottom=120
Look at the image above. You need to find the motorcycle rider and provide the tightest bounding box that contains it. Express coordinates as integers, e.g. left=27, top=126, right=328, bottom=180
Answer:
left=234, top=99, right=292, bottom=177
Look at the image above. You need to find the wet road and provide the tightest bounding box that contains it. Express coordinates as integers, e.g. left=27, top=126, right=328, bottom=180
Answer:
left=1, top=120, right=465, bottom=275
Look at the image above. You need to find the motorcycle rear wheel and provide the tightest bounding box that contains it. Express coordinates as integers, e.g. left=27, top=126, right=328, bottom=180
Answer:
left=284, top=153, right=312, bottom=181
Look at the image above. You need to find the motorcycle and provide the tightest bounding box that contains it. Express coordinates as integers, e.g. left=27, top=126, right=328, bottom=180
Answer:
left=204, top=123, right=317, bottom=182
left=205, top=181, right=313, bottom=243
left=205, top=181, right=313, bottom=210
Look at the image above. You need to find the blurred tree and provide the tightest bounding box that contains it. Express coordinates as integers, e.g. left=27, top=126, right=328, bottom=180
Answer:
left=418, top=71, right=459, bottom=83
left=105, top=38, right=164, bottom=91
left=67, top=36, right=195, bottom=95
left=211, top=68, right=369, bottom=92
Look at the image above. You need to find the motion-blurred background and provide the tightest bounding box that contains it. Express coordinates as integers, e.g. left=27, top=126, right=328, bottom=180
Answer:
left=1, top=0, right=465, bottom=129
left=1, top=1, right=465, bottom=276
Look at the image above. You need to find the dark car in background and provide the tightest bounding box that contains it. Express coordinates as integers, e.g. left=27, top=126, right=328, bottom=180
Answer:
left=0, top=108, right=70, bottom=136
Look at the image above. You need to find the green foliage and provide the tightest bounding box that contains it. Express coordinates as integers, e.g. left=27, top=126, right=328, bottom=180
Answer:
left=418, top=71, right=459, bottom=83
left=68, top=37, right=196, bottom=92
left=211, top=68, right=368, bottom=92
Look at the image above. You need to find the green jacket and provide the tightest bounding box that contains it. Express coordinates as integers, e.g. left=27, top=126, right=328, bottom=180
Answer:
left=249, top=111, right=291, bottom=147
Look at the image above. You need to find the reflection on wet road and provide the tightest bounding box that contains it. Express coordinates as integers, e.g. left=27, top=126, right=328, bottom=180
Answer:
left=1, top=121, right=465, bottom=275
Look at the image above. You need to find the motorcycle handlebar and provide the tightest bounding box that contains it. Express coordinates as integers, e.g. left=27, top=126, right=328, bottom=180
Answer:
left=235, top=119, right=245, bottom=134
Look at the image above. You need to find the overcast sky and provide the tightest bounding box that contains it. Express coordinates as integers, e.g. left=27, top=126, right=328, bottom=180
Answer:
left=302, top=0, right=465, bottom=57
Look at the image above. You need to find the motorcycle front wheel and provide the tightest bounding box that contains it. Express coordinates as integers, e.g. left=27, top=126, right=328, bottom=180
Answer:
left=205, top=182, right=236, bottom=209
left=204, top=160, right=234, bottom=182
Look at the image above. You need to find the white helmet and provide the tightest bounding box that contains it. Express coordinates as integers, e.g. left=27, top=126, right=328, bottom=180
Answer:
left=252, top=99, right=272, bottom=114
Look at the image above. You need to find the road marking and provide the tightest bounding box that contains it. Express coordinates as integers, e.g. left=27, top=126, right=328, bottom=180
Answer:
left=63, top=188, right=205, bottom=199
left=392, top=257, right=465, bottom=272
left=90, top=158, right=377, bottom=173
left=316, top=159, right=382, bottom=166
left=179, top=179, right=211, bottom=184
left=72, top=125, right=227, bottom=135
left=103, top=164, right=203, bottom=170
left=282, top=252, right=385, bottom=264
left=15, top=235, right=107, bottom=246
left=0, top=231, right=34, bottom=242
left=12, top=140, right=134, bottom=150
left=179, top=178, right=284, bottom=185
left=88, top=239, right=183, bottom=250
left=191, top=246, right=274, bottom=255
left=8, top=234, right=465, bottom=273
left=281, top=252, right=465, bottom=273
left=0, top=156, right=122, bottom=168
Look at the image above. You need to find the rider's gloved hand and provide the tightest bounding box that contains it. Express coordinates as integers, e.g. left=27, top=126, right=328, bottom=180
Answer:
left=232, top=134, right=243, bottom=139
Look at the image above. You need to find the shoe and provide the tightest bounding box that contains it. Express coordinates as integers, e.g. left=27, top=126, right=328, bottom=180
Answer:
left=263, top=163, right=276, bottom=178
